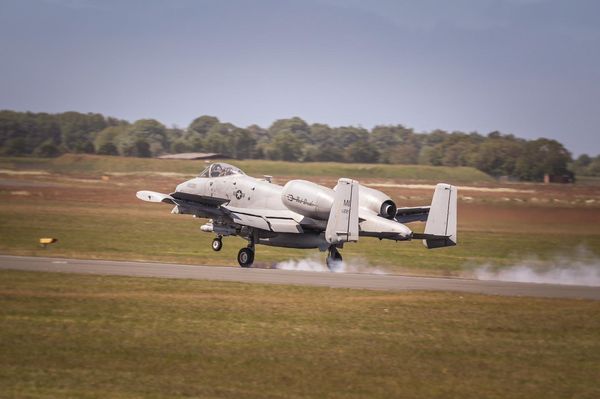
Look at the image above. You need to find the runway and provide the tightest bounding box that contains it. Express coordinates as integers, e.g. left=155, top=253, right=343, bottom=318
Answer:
left=1, top=255, right=598, bottom=300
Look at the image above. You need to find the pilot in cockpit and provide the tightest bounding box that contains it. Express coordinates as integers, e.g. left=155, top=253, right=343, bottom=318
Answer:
left=199, top=163, right=245, bottom=178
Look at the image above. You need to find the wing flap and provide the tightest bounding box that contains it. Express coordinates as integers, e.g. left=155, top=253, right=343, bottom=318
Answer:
left=228, top=212, right=271, bottom=231
left=267, top=218, right=303, bottom=233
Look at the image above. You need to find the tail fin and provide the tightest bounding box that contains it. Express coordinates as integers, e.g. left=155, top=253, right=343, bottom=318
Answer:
left=422, top=183, right=457, bottom=249
left=325, top=178, right=359, bottom=244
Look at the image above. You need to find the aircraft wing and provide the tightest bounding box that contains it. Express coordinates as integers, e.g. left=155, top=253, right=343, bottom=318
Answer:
left=170, top=191, right=229, bottom=207
left=222, top=206, right=305, bottom=233
left=395, top=206, right=430, bottom=223
left=136, top=190, right=227, bottom=218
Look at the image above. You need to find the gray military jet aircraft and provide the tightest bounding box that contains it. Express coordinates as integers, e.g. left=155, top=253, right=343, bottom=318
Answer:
left=137, top=162, right=457, bottom=269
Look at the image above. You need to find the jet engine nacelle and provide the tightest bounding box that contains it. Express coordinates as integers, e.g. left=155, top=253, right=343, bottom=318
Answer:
left=281, top=180, right=334, bottom=220
left=357, top=185, right=397, bottom=219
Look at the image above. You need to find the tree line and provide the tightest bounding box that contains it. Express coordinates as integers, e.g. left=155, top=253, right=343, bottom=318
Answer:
left=1, top=110, right=596, bottom=181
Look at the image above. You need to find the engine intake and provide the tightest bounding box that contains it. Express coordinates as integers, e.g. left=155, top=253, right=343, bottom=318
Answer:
left=380, top=200, right=397, bottom=219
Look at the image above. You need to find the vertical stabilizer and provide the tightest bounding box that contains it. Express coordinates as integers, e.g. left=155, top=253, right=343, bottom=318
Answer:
left=423, top=183, right=457, bottom=248
left=325, top=178, right=359, bottom=244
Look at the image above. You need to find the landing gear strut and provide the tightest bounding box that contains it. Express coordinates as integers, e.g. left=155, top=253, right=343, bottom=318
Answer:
left=326, top=246, right=343, bottom=271
left=212, top=237, right=223, bottom=251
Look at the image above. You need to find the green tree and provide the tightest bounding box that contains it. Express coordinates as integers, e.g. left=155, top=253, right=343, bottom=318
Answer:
left=269, top=117, right=311, bottom=144
left=587, top=156, right=600, bottom=176
left=386, top=143, right=420, bottom=164
left=0, top=111, right=61, bottom=155
left=94, top=126, right=129, bottom=155
left=97, top=142, right=119, bottom=156
left=34, top=141, right=61, bottom=157
left=189, top=115, right=220, bottom=136
left=1, top=137, right=28, bottom=155
left=58, top=112, right=107, bottom=153
left=370, top=125, right=416, bottom=162
left=474, top=135, right=524, bottom=176
left=345, top=141, right=379, bottom=163
left=514, top=138, right=572, bottom=181
left=309, top=123, right=333, bottom=144
left=229, top=129, right=256, bottom=159
left=333, top=126, right=369, bottom=149
left=122, top=119, right=168, bottom=156
left=265, top=131, right=303, bottom=161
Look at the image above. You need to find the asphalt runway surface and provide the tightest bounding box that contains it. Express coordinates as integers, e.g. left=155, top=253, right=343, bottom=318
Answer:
left=1, top=255, right=598, bottom=300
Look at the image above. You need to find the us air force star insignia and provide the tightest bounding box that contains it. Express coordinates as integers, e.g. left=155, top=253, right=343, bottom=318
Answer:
left=235, top=190, right=243, bottom=200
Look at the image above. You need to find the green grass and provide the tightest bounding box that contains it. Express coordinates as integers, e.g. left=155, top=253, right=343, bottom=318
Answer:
left=1, top=201, right=599, bottom=276
left=1, top=270, right=599, bottom=399
left=0, top=154, right=494, bottom=183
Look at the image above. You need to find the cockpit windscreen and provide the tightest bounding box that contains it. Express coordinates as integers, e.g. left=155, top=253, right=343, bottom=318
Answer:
left=199, top=163, right=245, bottom=178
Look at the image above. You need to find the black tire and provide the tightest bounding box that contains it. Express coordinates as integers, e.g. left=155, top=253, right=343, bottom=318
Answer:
left=212, top=238, right=223, bottom=252
left=237, top=248, right=254, bottom=268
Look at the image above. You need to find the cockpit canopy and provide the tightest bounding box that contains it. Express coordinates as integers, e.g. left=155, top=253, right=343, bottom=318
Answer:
left=199, top=163, right=245, bottom=178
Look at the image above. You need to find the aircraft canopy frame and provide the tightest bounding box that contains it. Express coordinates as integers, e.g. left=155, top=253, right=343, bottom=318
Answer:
left=199, top=163, right=246, bottom=178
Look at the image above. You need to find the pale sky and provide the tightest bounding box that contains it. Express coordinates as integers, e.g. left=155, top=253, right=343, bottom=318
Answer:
left=1, top=0, right=599, bottom=155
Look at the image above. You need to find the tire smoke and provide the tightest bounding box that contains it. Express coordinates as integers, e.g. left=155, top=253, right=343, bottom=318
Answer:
left=472, top=246, right=600, bottom=287
left=275, top=256, right=387, bottom=275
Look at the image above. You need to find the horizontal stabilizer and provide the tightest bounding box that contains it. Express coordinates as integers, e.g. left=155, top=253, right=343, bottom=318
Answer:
left=325, top=178, right=359, bottom=244
left=396, top=206, right=430, bottom=223
left=422, top=183, right=457, bottom=249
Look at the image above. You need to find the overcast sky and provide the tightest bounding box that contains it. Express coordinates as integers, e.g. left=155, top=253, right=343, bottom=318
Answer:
left=1, top=0, right=598, bottom=155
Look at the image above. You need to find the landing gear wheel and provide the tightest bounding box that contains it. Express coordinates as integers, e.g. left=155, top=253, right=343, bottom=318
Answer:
left=211, top=237, right=223, bottom=252
left=326, top=247, right=343, bottom=271
left=237, top=248, right=255, bottom=268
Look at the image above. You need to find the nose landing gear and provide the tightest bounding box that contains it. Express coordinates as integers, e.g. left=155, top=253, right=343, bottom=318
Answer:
left=211, top=236, right=223, bottom=251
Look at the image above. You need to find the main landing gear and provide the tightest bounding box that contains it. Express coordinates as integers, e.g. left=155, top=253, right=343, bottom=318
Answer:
left=237, top=231, right=256, bottom=268
left=237, top=247, right=254, bottom=268
left=326, top=246, right=343, bottom=271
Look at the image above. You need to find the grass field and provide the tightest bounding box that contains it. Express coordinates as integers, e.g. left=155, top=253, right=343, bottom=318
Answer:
left=1, top=270, right=599, bottom=399
left=1, top=155, right=600, bottom=275
left=1, top=156, right=600, bottom=398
